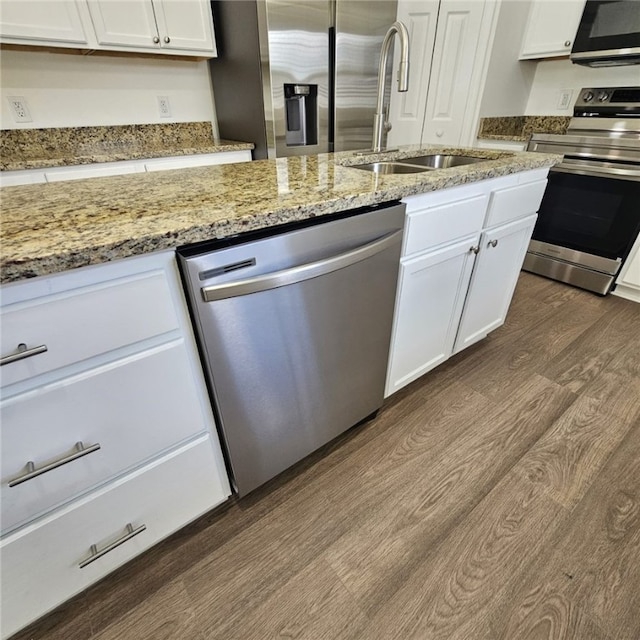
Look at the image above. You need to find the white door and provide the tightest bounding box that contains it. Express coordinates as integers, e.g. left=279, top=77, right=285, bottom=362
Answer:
left=151, top=0, right=215, bottom=52
left=87, top=0, right=160, bottom=48
left=387, top=0, right=439, bottom=147
left=420, top=0, right=486, bottom=146
left=453, top=214, right=537, bottom=354
left=0, top=0, right=88, bottom=44
left=386, top=235, right=479, bottom=396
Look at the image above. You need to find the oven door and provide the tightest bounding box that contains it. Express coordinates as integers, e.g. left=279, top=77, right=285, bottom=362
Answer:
left=525, top=167, right=640, bottom=294
left=571, top=0, right=640, bottom=66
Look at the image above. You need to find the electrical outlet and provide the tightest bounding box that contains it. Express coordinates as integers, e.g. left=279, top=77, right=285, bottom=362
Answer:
left=557, top=89, right=573, bottom=110
left=157, top=96, right=171, bottom=118
left=7, top=96, right=32, bottom=123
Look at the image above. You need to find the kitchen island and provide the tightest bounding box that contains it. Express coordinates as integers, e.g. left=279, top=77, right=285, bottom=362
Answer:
left=0, top=145, right=560, bottom=639
left=0, top=146, right=559, bottom=283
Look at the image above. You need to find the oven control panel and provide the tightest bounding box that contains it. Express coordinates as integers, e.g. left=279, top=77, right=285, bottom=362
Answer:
left=575, top=86, right=640, bottom=113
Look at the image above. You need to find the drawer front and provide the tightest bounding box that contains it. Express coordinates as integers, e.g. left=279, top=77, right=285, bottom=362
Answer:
left=0, top=270, right=179, bottom=388
left=485, top=179, right=547, bottom=228
left=0, top=436, right=229, bottom=640
left=1, top=342, right=208, bottom=533
left=404, top=194, right=487, bottom=256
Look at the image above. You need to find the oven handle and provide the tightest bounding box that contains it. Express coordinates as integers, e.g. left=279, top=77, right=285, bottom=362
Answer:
left=552, top=163, right=640, bottom=182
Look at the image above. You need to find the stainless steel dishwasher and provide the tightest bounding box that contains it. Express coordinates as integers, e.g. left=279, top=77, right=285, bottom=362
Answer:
left=178, top=202, right=405, bottom=496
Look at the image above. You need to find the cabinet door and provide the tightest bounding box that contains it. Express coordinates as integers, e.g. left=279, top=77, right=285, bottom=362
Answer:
left=520, top=0, right=585, bottom=59
left=420, top=0, right=486, bottom=146
left=86, top=0, right=160, bottom=48
left=387, top=0, right=439, bottom=147
left=151, top=0, right=215, bottom=53
left=385, top=236, right=479, bottom=396
left=454, top=214, right=537, bottom=354
left=0, top=0, right=88, bottom=44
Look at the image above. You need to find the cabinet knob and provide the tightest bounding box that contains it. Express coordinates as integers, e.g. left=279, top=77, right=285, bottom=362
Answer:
left=153, top=36, right=160, bottom=44
left=488, top=239, right=498, bottom=248
left=564, top=40, right=571, bottom=47
left=469, top=245, right=480, bottom=254
left=164, top=36, right=171, bottom=43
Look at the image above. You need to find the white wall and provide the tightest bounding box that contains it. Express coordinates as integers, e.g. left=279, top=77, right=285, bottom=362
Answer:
left=525, top=58, right=640, bottom=114
left=0, top=49, right=216, bottom=130
left=479, top=0, right=536, bottom=117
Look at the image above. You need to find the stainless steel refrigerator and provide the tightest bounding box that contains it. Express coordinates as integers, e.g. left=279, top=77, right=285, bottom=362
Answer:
left=210, top=0, right=398, bottom=159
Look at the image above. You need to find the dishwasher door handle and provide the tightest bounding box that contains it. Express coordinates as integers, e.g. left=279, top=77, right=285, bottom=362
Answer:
left=201, top=229, right=402, bottom=302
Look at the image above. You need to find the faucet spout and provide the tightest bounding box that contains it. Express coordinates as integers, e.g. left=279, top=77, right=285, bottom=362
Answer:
left=372, top=21, right=410, bottom=153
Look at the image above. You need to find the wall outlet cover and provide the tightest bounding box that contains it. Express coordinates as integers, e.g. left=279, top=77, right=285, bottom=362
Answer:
left=7, top=96, right=33, bottom=123
left=557, top=89, right=573, bottom=110
left=157, top=96, right=171, bottom=118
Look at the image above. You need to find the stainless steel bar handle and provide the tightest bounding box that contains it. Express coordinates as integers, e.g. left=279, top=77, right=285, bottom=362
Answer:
left=79, top=523, right=147, bottom=569
left=1, top=342, right=48, bottom=366
left=9, top=442, right=101, bottom=487
left=552, top=164, right=640, bottom=182
left=201, top=229, right=403, bottom=302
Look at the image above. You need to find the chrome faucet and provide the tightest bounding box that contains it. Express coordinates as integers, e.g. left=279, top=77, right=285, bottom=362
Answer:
left=372, top=21, right=410, bottom=153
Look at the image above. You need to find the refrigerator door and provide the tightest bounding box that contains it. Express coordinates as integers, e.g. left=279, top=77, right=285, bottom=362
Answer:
left=334, top=0, right=398, bottom=152
left=264, top=0, right=331, bottom=157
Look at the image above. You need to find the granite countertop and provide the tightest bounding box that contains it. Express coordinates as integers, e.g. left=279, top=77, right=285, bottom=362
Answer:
left=0, top=145, right=561, bottom=284
left=477, top=116, right=571, bottom=142
left=0, top=122, right=254, bottom=171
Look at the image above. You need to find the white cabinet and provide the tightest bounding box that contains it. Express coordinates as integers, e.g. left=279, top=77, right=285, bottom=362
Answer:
left=0, top=0, right=217, bottom=57
left=612, top=232, right=640, bottom=303
left=0, top=250, right=231, bottom=639
left=86, top=0, right=216, bottom=54
left=519, top=0, right=585, bottom=59
left=0, top=0, right=89, bottom=45
left=388, top=0, right=499, bottom=148
left=386, top=170, right=548, bottom=397
left=453, top=214, right=537, bottom=353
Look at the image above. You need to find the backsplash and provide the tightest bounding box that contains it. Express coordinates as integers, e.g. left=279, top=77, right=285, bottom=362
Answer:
left=477, top=116, right=571, bottom=142
left=0, top=122, right=252, bottom=171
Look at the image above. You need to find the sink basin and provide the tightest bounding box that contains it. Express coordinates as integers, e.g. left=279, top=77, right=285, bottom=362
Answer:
left=351, top=161, right=431, bottom=174
left=401, top=154, right=486, bottom=169
left=350, top=154, right=487, bottom=174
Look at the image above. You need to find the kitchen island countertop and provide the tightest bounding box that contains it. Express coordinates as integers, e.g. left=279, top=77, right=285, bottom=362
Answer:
left=0, top=146, right=560, bottom=284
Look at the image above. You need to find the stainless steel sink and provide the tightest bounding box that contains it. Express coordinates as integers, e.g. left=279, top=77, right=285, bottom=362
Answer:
left=401, top=154, right=486, bottom=168
left=351, top=161, right=431, bottom=174
left=350, top=154, right=487, bottom=174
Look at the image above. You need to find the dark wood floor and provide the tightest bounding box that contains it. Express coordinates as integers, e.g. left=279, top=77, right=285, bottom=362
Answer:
left=12, top=273, right=640, bottom=640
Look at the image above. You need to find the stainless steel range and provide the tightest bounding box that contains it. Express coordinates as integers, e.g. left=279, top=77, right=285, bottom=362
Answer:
left=524, top=86, right=640, bottom=295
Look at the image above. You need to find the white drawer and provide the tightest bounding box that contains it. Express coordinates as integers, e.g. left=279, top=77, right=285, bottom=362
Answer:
left=0, top=270, right=179, bottom=388
left=1, top=341, right=209, bottom=534
left=0, top=436, right=229, bottom=640
left=403, top=194, right=488, bottom=256
left=485, top=179, right=547, bottom=228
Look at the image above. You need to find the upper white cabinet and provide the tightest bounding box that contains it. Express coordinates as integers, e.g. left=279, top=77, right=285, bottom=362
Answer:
left=0, top=0, right=89, bottom=45
left=87, top=0, right=216, bottom=53
left=519, top=0, right=586, bottom=59
left=388, top=0, right=499, bottom=148
left=0, top=0, right=217, bottom=57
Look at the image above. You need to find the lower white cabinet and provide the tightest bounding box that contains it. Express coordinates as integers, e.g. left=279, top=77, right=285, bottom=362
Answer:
left=1, top=436, right=224, bottom=640
left=453, top=214, right=537, bottom=353
left=0, top=250, right=231, bottom=639
left=386, top=170, right=547, bottom=396
left=612, top=232, right=640, bottom=303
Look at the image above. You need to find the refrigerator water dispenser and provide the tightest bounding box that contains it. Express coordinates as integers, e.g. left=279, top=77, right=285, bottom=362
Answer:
left=284, top=84, right=318, bottom=147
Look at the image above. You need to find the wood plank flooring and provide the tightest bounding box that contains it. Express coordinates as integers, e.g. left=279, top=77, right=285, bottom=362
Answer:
left=11, top=273, right=640, bottom=640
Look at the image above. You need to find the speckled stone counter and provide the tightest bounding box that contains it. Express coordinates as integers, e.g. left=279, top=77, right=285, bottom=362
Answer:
left=0, top=145, right=561, bottom=284
left=0, top=122, right=253, bottom=171
left=477, top=116, right=571, bottom=142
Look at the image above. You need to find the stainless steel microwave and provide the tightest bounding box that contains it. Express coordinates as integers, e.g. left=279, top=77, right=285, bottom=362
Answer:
left=571, top=0, right=640, bottom=66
